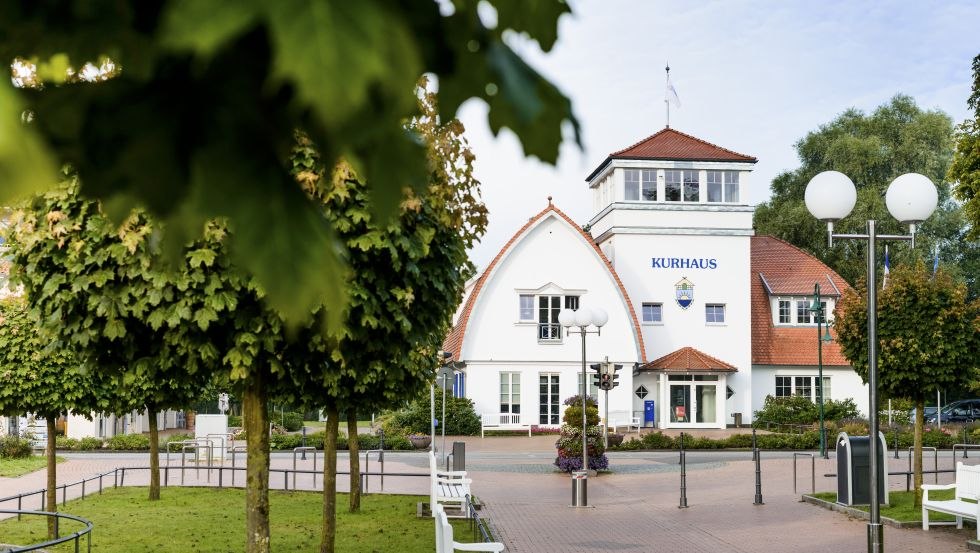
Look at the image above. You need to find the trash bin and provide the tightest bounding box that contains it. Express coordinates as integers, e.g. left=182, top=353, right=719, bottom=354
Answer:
left=644, top=400, right=656, bottom=428
left=732, top=412, right=743, bottom=428
left=836, top=432, right=889, bottom=506
left=451, top=441, right=465, bottom=472
left=571, top=470, right=588, bottom=507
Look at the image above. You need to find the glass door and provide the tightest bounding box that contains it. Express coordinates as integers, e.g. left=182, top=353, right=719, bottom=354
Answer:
left=539, top=374, right=560, bottom=425
left=670, top=384, right=690, bottom=423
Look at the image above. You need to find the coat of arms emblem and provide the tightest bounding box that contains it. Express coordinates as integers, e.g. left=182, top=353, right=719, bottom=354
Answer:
left=675, top=277, right=694, bottom=309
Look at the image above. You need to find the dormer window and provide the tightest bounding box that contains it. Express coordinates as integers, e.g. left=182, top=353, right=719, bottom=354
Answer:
left=773, top=296, right=833, bottom=325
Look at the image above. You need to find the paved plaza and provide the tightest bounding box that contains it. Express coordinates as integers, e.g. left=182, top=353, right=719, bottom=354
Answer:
left=0, top=433, right=975, bottom=552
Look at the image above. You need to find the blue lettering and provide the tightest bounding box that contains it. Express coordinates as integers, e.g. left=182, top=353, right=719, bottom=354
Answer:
left=651, top=258, right=662, bottom=268
left=709, top=259, right=717, bottom=269
left=670, top=258, right=679, bottom=269
left=650, top=256, right=719, bottom=269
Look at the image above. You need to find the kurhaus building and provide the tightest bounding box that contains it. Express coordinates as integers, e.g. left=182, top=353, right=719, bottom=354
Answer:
left=444, top=128, right=866, bottom=430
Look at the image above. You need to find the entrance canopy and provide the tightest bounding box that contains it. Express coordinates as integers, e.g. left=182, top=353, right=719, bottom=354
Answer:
left=637, top=346, right=737, bottom=373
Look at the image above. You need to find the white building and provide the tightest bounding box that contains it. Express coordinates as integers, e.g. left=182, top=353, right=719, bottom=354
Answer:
left=445, top=128, right=864, bottom=430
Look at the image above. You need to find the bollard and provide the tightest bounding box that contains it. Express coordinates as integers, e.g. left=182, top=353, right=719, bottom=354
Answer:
left=964, top=429, right=970, bottom=459
left=753, top=429, right=764, bottom=505
left=893, top=427, right=899, bottom=459
left=571, top=470, right=588, bottom=507
left=678, top=432, right=688, bottom=509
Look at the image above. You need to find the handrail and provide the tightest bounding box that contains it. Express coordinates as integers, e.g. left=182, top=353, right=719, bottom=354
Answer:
left=363, top=449, right=384, bottom=492
left=0, top=509, right=93, bottom=552
left=907, top=446, right=939, bottom=484
left=952, top=443, right=980, bottom=461
left=292, top=447, right=319, bottom=489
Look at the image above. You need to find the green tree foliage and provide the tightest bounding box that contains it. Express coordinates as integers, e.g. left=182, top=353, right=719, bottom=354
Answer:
left=949, top=54, right=980, bottom=241
left=835, top=262, right=980, bottom=505
left=287, top=83, right=486, bottom=551
left=754, top=95, right=980, bottom=297
left=389, top=396, right=482, bottom=436
left=5, top=181, right=222, bottom=501
left=0, top=0, right=578, bottom=324
left=0, top=297, right=91, bottom=537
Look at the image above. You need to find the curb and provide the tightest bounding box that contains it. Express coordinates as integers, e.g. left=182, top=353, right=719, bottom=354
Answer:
left=801, top=495, right=919, bottom=529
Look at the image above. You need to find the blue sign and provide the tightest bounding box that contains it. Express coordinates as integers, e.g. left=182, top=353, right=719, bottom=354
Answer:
left=652, top=257, right=717, bottom=269
left=675, top=277, right=694, bottom=309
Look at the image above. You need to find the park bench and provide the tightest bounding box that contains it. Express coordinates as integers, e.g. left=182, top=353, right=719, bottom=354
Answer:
left=430, top=451, right=472, bottom=514
left=921, top=461, right=980, bottom=539
left=433, top=504, right=505, bottom=553
left=480, top=413, right=531, bottom=438
left=606, top=410, right=641, bottom=434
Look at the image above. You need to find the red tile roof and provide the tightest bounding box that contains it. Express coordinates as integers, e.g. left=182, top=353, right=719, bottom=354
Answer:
left=442, top=201, right=647, bottom=362
left=751, top=235, right=852, bottom=366
left=586, top=128, right=757, bottom=181
left=639, top=346, right=737, bottom=372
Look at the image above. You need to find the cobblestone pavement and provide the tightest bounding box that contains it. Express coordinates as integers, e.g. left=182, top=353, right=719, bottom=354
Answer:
left=0, top=434, right=976, bottom=552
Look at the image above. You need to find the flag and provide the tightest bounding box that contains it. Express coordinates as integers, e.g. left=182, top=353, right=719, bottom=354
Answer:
left=882, top=245, right=890, bottom=289
left=933, top=246, right=939, bottom=276
left=666, top=77, right=681, bottom=108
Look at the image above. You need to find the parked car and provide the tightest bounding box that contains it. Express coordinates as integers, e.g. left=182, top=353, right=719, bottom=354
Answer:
left=909, top=406, right=939, bottom=421
left=927, top=399, right=980, bottom=424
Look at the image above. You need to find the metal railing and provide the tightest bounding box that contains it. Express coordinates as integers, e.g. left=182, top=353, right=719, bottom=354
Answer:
left=906, top=446, right=939, bottom=484
left=465, top=495, right=495, bottom=543
left=793, top=452, right=815, bottom=495
left=0, top=509, right=93, bottom=552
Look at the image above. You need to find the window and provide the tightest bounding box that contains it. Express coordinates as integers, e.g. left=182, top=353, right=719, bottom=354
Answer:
left=500, top=372, right=521, bottom=414
left=538, top=296, right=561, bottom=340
left=625, top=169, right=639, bottom=201
left=705, top=303, right=725, bottom=324
left=641, top=302, right=663, bottom=323
left=539, top=374, right=560, bottom=425
left=778, top=300, right=792, bottom=324
left=707, top=171, right=723, bottom=202
left=724, top=171, right=740, bottom=202
left=665, top=170, right=681, bottom=201
left=683, top=170, right=699, bottom=202
left=776, top=297, right=832, bottom=325
left=642, top=169, right=657, bottom=201
left=564, top=295, right=579, bottom=310
left=519, top=294, right=534, bottom=321
left=774, top=376, right=831, bottom=402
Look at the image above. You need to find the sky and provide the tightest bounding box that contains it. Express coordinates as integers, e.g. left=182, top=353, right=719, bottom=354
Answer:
left=455, top=0, right=980, bottom=271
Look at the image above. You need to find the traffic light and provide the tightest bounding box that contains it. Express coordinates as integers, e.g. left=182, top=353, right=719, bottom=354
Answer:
left=612, top=364, right=622, bottom=389
left=592, top=373, right=601, bottom=388
left=600, top=371, right=612, bottom=391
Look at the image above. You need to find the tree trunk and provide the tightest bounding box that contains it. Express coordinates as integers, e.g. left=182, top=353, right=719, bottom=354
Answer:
left=243, top=377, right=271, bottom=553
left=320, top=407, right=339, bottom=553
left=347, top=407, right=360, bottom=512
left=914, top=397, right=924, bottom=507
left=148, top=406, right=160, bottom=500
left=45, top=417, right=57, bottom=539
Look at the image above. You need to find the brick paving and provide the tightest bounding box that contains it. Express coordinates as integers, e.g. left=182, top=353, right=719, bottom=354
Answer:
left=0, top=434, right=975, bottom=552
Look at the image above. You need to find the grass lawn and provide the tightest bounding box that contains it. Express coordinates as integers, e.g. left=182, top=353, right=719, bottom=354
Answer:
left=810, top=489, right=958, bottom=523
left=0, top=455, right=63, bottom=478
left=0, top=487, right=463, bottom=552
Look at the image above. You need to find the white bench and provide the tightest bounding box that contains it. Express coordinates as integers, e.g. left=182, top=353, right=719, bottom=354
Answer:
left=607, top=410, right=641, bottom=433
left=922, top=461, right=980, bottom=539
left=433, top=504, right=505, bottom=553
left=430, top=451, right=472, bottom=513
left=480, top=413, right=531, bottom=438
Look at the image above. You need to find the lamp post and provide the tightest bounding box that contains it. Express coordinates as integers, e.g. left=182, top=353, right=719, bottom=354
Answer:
left=804, top=171, right=938, bottom=553
left=558, top=306, right=608, bottom=481
left=809, top=283, right=833, bottom=459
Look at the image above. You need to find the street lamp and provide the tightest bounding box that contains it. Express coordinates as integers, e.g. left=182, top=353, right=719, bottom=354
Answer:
left=809, top=283, right=834, bottom=459
left=559, top=305, right=607, bottom=504
left=804, top=170, right=937, bottom=553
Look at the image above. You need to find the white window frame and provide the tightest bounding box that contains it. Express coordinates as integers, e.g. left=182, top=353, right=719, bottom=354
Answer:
left=705, top=303, right=725, bottom=324
left=625, top=169, right=640, bottom=201
left=773, top=296, right=834, bottom=326
left=774, top=375, right=831, bottom=402
left=519, top=294, right=535, bottom=321
left=682, top=170, right=699, bottom=202
left=641, top=169, right=657, bottom=201
left=724, top=171, right=740, bottom=203
left=538, top=373, right=561, bottom=425
left=641, top=302, right=663, bottom=324
left=500, top=372, right=521, bottom=415
left=665, top=170, right=682, bottom=202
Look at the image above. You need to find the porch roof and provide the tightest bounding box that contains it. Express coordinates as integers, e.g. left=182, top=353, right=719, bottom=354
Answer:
left=637, top=346, right=738, bottom=373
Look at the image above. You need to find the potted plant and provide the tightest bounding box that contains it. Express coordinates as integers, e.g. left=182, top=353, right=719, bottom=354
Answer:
left=408, top=433, right=431, bottom=449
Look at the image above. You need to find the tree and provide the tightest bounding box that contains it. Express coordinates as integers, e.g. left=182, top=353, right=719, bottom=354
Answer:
left=6, top=181, right=221, bottom=502
left=0, top=297, right=93, bottom=538
left=949, top=54, right=980, bottom=241
left=754, top=95, right=980, bottom=298
left=835, top=262, right=980, bottom=505
left=286, top=80, right=486, bottom=551
left=0, top=1, right=578, bottom=323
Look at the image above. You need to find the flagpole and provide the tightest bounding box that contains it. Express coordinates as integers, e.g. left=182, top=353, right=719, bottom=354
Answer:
left=665, top=62, right=671, bottom=128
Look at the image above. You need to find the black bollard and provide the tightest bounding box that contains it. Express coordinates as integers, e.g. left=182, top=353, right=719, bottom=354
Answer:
left=678, top=432, right=688, bottom=509
left=753, top=429, right=764, bottom=505
left=964, top=429, right=969, bottom=459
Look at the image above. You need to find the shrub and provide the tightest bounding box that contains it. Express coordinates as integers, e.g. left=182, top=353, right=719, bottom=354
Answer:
left=56, top=436, right=80, bottom=450
left=163, top=433, right=194, bottom=446
left=0, top=435, right=33, bottom=458
left=78, top=437, right=104, bottom=451
left=280, top=412, right=304, bottom=432
left=227, top=415, right=242, bottom=427
left=388, top=396, right=482, bottom=436
left=106, top=434, right=150, bottom=450
left=270, top=433, right=303, bottom=450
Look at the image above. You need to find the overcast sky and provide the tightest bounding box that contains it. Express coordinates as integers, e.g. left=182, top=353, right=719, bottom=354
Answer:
left=455, top=0, right=979, bottom=271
